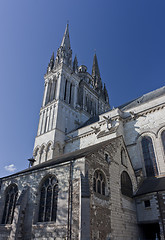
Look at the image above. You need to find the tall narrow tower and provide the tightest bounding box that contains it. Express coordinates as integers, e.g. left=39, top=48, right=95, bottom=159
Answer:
left=33, top=25, right=110, bottom=165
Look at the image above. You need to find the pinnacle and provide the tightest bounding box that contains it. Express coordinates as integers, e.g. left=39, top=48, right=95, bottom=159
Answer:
left=92, top=53, right=101, bottom=79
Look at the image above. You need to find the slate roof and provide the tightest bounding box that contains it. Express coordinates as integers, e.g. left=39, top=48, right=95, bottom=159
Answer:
left=135, top=176, right=165, bottom=197
left=118, top=86, right=165, bottom=111
left=0, top=137, right=117, bottom=180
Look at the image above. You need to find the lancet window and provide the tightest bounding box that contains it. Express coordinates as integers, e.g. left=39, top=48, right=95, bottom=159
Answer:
left=2, top=184, right=18, bottom=224
left=64, top=80, right=68, bottom=101
left=93, top=170, right=106, bottom=196
left=141, top=136, right=158, bottom=177
left=69, top=83, right=72, bottom=104
left=121, top=171, right=133, bottom=198
left=161, top=130, right=165, bottom=154
left=38, top=175, right=58, bottom=222
left=121, top=148, right=127, bottom=166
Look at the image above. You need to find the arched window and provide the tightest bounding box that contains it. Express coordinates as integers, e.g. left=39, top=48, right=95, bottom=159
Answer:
left=38, top=175, right=58, bottom=222
left=64, top=80, right=68, bottom=101
left=141, top=136, right=158, bottom=177
left=69, top=83, right=72, bottom=104
left=93, top=170, right=106, bottom=196
left=121, top=171, right=133, bottom=198
left=121, top=148, right=127, bottom=166
left=2, top=184, right=18, bottom=224
left=39, top=146, right=45, bottom=164
left=161, top=130, right=165, bottom=154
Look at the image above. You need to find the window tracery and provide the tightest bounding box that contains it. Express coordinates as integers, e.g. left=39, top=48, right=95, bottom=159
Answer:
left=38, top=175, right=58, bottom=222
left=141, top=136, right=158, bottom=177
left=2, top=184, right=18, bottom=224
left=93, top=170, right=106, bottom=196
left=121, top=171, right=133, bottom=198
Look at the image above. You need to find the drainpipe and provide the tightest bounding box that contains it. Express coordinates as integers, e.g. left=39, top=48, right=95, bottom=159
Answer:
left=67, top=160, right=73, bottom=240
left=156, top=192, right=165, bottom=240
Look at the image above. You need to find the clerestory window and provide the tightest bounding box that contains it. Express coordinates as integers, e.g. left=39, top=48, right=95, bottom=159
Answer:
left=93, top=170, right=106, bottom=196
left=38, top=175, right=58, bottom=222
left=2, top=184, right=18, bottom=224
left=141, top=136, right=158, bottom=177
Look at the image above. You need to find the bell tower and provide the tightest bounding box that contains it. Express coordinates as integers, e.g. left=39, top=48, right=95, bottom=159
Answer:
left=33, top=24, right=110, bottom=166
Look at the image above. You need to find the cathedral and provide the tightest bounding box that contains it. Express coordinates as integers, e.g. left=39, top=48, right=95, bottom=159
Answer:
left=0, top=24, right=165, bottom=240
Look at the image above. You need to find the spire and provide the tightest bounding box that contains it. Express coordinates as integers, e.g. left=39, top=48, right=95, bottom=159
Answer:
left=73, top=55, right=78, bottom=73
left=92, top=53, right=102, bottom=91
left=61, top=23, right=71, bottom=51
left=92, top=53, right=101, bottom=79
left=55, top=24, right=72, bottom=68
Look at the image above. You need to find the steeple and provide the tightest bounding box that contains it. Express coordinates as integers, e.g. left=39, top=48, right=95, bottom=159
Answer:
left=55, top=24, right=72, bottom=68
left=92, top=53, right=102, bottom=91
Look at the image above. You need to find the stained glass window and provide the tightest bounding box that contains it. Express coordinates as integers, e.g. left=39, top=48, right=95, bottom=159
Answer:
left=38, top=175, right=58, bottom=222
left=2, top=184, right=18, bottom=224
left=93, top=170, right=106, bottom=196
left=141, top=136, right=158, bottom=177
left=121, top=171, right=133, bottom=198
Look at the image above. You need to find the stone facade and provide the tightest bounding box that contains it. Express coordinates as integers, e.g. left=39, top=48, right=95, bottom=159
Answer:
left=0, top=24, right=165, bottom=240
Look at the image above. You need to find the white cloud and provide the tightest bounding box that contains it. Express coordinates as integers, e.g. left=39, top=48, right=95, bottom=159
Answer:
left=4, top=164, right=17, bottom=172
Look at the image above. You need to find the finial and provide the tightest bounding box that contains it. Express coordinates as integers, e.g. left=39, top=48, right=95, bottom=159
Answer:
left=94, top=49, right=96, bottom=54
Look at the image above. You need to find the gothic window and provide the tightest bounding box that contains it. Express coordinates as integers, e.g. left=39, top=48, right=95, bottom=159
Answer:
left=48, top=82, right=52, bottom=102
left=69, top=83, right=72, bottom=104
left=64, top=80, right=68, bottom=101
left=105, top=153, right=110, bottom=164
left=38, top=175, right=58, bottom=222
left=121, top=171, right=133, bottom=198
left=53, top=80, right=57, bottom=100
left=44, top=116, right=48, bottom=133
left=121, top=148, right=127, bottom=166
left=161, top=130, right=165, bottom=154
left=2, top=184, right=18, bottom=224
left=141, top=136, right=158, bottom=177
left=93, top=170, right=106, bottom=196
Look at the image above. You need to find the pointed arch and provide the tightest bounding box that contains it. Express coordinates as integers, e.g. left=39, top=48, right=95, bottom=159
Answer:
left=45, top=141, right=53, bottom=161
left=161, top=130, right=165, bottom=154
left=69, top=82, right=72, bottom=104
left=121, top=147, right=127, bottom=167
left=121, top=171, right=133, bottom=198
left=64, top=79, right=68, bottom=101
left=141, top=136, right=158, bottom=177
left=2, top=184, right=18, bottom=224
left=93, top=170, right=106, bottom=196
left=38, top=175, right=58, bottom=222
left=39, top=144, right=46, bottom=164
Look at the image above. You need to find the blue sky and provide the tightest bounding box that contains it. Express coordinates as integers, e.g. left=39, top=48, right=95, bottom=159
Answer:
left=0, top=0, right=165, bottom=177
